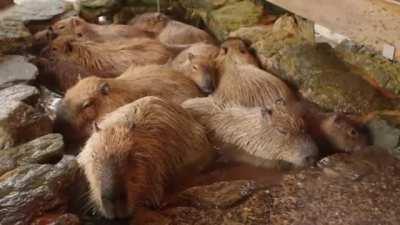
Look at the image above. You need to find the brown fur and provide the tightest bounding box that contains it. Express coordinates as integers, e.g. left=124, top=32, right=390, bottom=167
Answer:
left=129, top=12, right=215, bottom=49
left=51, top=16, right=154, bottom=42
left=171, top=43, right=220, bottom=94
left=46, top=36, right=174, bottom=76
left=55, top=73, right=203, bottom=142
left=78, top=96, right=215, bottom=219
left=213, top=38, right=297, bottom=108
left=182, top=97, right=318, bottom=168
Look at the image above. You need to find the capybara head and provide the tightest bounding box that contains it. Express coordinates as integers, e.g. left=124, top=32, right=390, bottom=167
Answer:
left=130, top=12, right=169, bottom=34
left=179, top=53, right=217, bottom=94
left=320, top=113, right=369, bottom=152
left=54, top=77, right=131, bottom=142
left=78, top=96, right=214, bottom=219
left=216, top=38, right=260, bottom=67
left=51, top=16, right=90, bottom=39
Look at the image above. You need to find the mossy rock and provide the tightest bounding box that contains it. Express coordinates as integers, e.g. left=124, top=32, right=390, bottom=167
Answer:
left=335, top=41, right=400, bottom=98
left=206, top=1, right=263, bottom=41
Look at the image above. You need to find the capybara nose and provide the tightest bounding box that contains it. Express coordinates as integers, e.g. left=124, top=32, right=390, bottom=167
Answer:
left=200, top=75, right=215, bottom=94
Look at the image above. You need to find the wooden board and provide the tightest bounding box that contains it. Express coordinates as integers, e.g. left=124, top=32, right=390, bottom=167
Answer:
left=265, top=0, right=400, bottom=61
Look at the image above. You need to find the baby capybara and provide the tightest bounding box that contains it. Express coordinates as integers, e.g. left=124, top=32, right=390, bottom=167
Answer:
left=55, top=73, right=203, bottom=143
left=182, top=97, right=319, bottom=168
left=43, top=35, right=174, bottom=77
left=119, top=64, right=216, bottom=94
left=212, top=38, right=297, bottom=108
left=129, top=12, right=215, bottom=49
left=50, top=16, right=154, bottom=42
left=171, top=43, right=220, bottom=93
left=78, top=96, right=215, bottom=219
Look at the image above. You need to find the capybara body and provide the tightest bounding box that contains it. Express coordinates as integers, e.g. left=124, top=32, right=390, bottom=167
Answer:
left=213, top=38, right=297, bottom=108
left=55, top=74, right=203, bottom=142
left=171, top=43, right=220, bottom=93
left=182, top=97, right=319, bottom=168
left=119, top=64, right=215, bottom=94
left=45, top=36, right=174, bottom=76
left=50, top=16, right=154, bottom=42
left=78, top=96, right=215, bottom=219
left=129, top=13, right=215, bottom=48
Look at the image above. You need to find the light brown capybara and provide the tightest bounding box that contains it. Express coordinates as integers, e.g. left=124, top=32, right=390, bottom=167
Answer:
left=44, top=35, right=174, bottom=77
left=119, top=64, right=215, bottom=94
left=171, top=43, right=220, bottom=94
left=212, top=38, right=297, bottom=108
left=54, top=73, right=203, bottom=143
left=49, top=16, right=154, bottom=42
left=78, top=96, right=215, bottom=219
left=129, top=12, right=215, bottom=49
left=182, top=97, right=319, bottom=168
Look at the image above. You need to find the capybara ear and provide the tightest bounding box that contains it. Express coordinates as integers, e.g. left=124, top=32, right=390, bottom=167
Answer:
left=71, top=17, right=82, bottom=27
left=239, top=42, right=247, bottom=53
left=65, top=41, right=73, bottom=53
left=127, top=122, right=136, bottom=130
left=99, top=82, right=110, bottom=95
left=93, top=122, right=101, bottom=132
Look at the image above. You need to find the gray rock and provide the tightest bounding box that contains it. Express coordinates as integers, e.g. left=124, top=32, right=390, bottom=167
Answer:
left=367, top=118, right=400, bottom=157
left=31, top=213, right=81, bottom=225
left=0, top=83, right=39, bottom=103
left=0, top=133, right=64, bottom=176
left=0, top=155, right=79, bottom=225
left=0, top=55, right=38, bottom=89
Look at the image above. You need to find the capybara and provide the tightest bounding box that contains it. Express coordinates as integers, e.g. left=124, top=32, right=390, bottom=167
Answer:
left=212, top=38, right=297, bottom=108
left=78, top=96, right=215, bottom=219
left=171, top=43, right=220, bottom=94
left=50, top=16, right=154, bottom=42
left=119, top=64, right=215, bottom=94
left=44, top=35, right=174, bottom=76
left=182, top=97, right=319, bottom=168
left=129, top=12, right=215, bottom=49
left=55, top=73, right=203, bottom=142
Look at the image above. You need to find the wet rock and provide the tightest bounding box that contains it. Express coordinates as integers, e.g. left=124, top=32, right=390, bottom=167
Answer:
left=38, top=86, right=62, bottom=121
left=335, top=41, right=400, bottom=98
left=0, top=84, right=53, bottom=149
left=206, top=1, right=263, bottom=41
left=0, top=55, right=38, bottom=89
left=269, top=150, right=400, bottom=225
left=0, top=155, right=79, bottom=225
left=31, top=213, right=81, bottom=225
left=79, top=0, right=122, bottom=22
left=176, top=180, right=258, bottom=209
left=233, top=15, right=396, bottom=113
left=0, top=0, right=69, bottom=53
left=0, top=133, right=64, bottom=176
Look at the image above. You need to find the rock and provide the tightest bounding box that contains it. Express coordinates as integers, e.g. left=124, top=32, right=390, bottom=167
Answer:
left=0, top=55, right=38, bottom=89
left=233, top=15, right=397, bottom=113
left=335, top=40, right=400, bottom=98
left=79, top=0, right=122, bottom=22
left=206, top=1, right=263, bottom=41
left=176, top=180, right=258, bottom=209
left=0, top=83, right=39, bottom=103
left=38, top=86, right=62, bottom=121
left=0, top=84, right=53, bottom=150
left=31, top=213, right=81, bottom=225
left=0, top=0, right=69, bottom=53
left=0, top=155, right=79, bottom=225
left=269, top=150, right=400, bottom=225
left=0, top=133, right=64, bottom=176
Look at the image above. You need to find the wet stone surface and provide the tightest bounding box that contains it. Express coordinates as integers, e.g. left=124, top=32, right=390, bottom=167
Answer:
left=0, top=155, right=79, bottom=225
left=0, top=55, right=38, bottom=89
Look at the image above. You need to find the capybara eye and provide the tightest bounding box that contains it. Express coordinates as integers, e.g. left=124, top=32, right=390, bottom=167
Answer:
left=81, top=100, right=92, bottom=109
left=57, top=25, right=65, bottom=30
left=192, top=65, right=198, bottom=71
left=221, top=47, right=228, bottom=55
left=76, top=33, right=83, bottom=37
left=275, top=98, right=285, bottom=105
left=277, top=128, right=288, bottom=135
left=348, top=129, right=358, bottom=137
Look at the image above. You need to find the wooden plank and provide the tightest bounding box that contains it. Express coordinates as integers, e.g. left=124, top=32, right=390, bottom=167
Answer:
left=265, top=0, right=400, bottom=61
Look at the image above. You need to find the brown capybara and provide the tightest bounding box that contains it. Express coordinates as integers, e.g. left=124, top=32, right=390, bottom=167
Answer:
left=119, top=64, right=215, bottom=94
left=171, top=43, right=220, bottom=94
left=182, top=97, right=319, bottom=168
left=55, top=73, right=203, bottom=143
left=49, top=16, right=154, bottom=42
left=78, top=96, right=215, bottom=219
left=212, top=38, right=297, bottom=108
left=44, top=35, right=174, bottom=77
left=129, top=12, right=215, bottom=49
